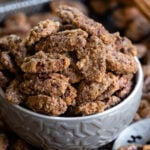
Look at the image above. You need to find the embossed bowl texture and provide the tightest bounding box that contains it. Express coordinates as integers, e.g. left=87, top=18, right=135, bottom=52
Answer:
left=0, top=58, right=143, bottom=150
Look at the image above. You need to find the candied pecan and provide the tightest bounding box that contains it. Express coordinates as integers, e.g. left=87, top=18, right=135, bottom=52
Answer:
left=117, top=74, right=133, bottom=89
left=105, top=96, right=121, bottom=108
left=0, top=134, right=8, bottom=150
left=106, top=51, right=138, bottom=74
left=35, top=29, right=88, bottom=53
left=63, top=64, right=83, bottom=83
left=62, top=55, right=83, bottom=83
left=121, top=37, right=137, bottom=56
left=19, top=73, right=69, bottom=97
left=57, top=6, right=110, bottom=43
left=22, top=73, right=76, bottom=106
left=114, top=74, right=134, bottom=99
left=0, top=51, right=17, bottom=73
left=29, top=13, right=59, bottom=27
left=97, top=73, right=120, bottom=100
left=21, top=51, right=70, bottom=73
left=25, top=19, right=60, bottom=46
left=26, top=94, right=67, bottom=116
left=105, top=32, right=123, bottom=52
left=77, top=73, right=113, bottom=104
left=5, top=80, right=25, bottom=104
left=77, top=36, right=106, bottom=82
left=98, top=84, right=119, bottom=100
left=138, top=99, right=150, bottom=118
left=50, top=0, right=88, bottom=14
left=62, top=85, right=77, bottom=106
left=75, top=101, right=106, bottom=115
left=116, top=79, right=133, bottom=99
left=105, top=33, right=137, bottom=56
left=7, top=35, right=27, bottom=66
left=0, top=35, right=26, bottom=68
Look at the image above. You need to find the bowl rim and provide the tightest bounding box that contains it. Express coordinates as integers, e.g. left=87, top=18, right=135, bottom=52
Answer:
left=0, top=57, right=143, bottom=121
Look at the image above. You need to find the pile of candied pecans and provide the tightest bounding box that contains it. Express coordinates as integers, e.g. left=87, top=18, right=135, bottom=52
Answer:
left=1, top=6, right=137, bottom=117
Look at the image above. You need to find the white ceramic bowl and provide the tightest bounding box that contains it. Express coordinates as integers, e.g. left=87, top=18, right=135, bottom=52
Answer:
left=0, top=58, right=143, bottom=150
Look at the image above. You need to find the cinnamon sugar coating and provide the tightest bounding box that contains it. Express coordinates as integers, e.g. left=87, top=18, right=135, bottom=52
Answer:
left=5, top=79, right=25, bottom=104
left=62, top=85, right=77, bottom=106
left=26, top=95, right=67, bottom=116
left=105, top=96, right=121, bottom=109
left=75, top=101, right=106, bottom=116
left=35, top=29, right=88, bottom=53
left=76, top=36, right=106, bottom=82
left=0, top=51, right=17, bottom=73
left=8, top=35, right=27, bottom=66
left=106, top=51, right=138, bottom=74
left=57, top=5, right=110, bottom=43
left=77, top=73, right=113, bottom=104
left=25, top=19, right=60, bottom=46
left=96, top=73, right=120, bottom=100
left=0, top=35, right=26, bottom=73
left=62, top=64, right=83, bottom=83
left=19, top=73, right=69, bottom=97
left=21, top=51, right=70, bottom=73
